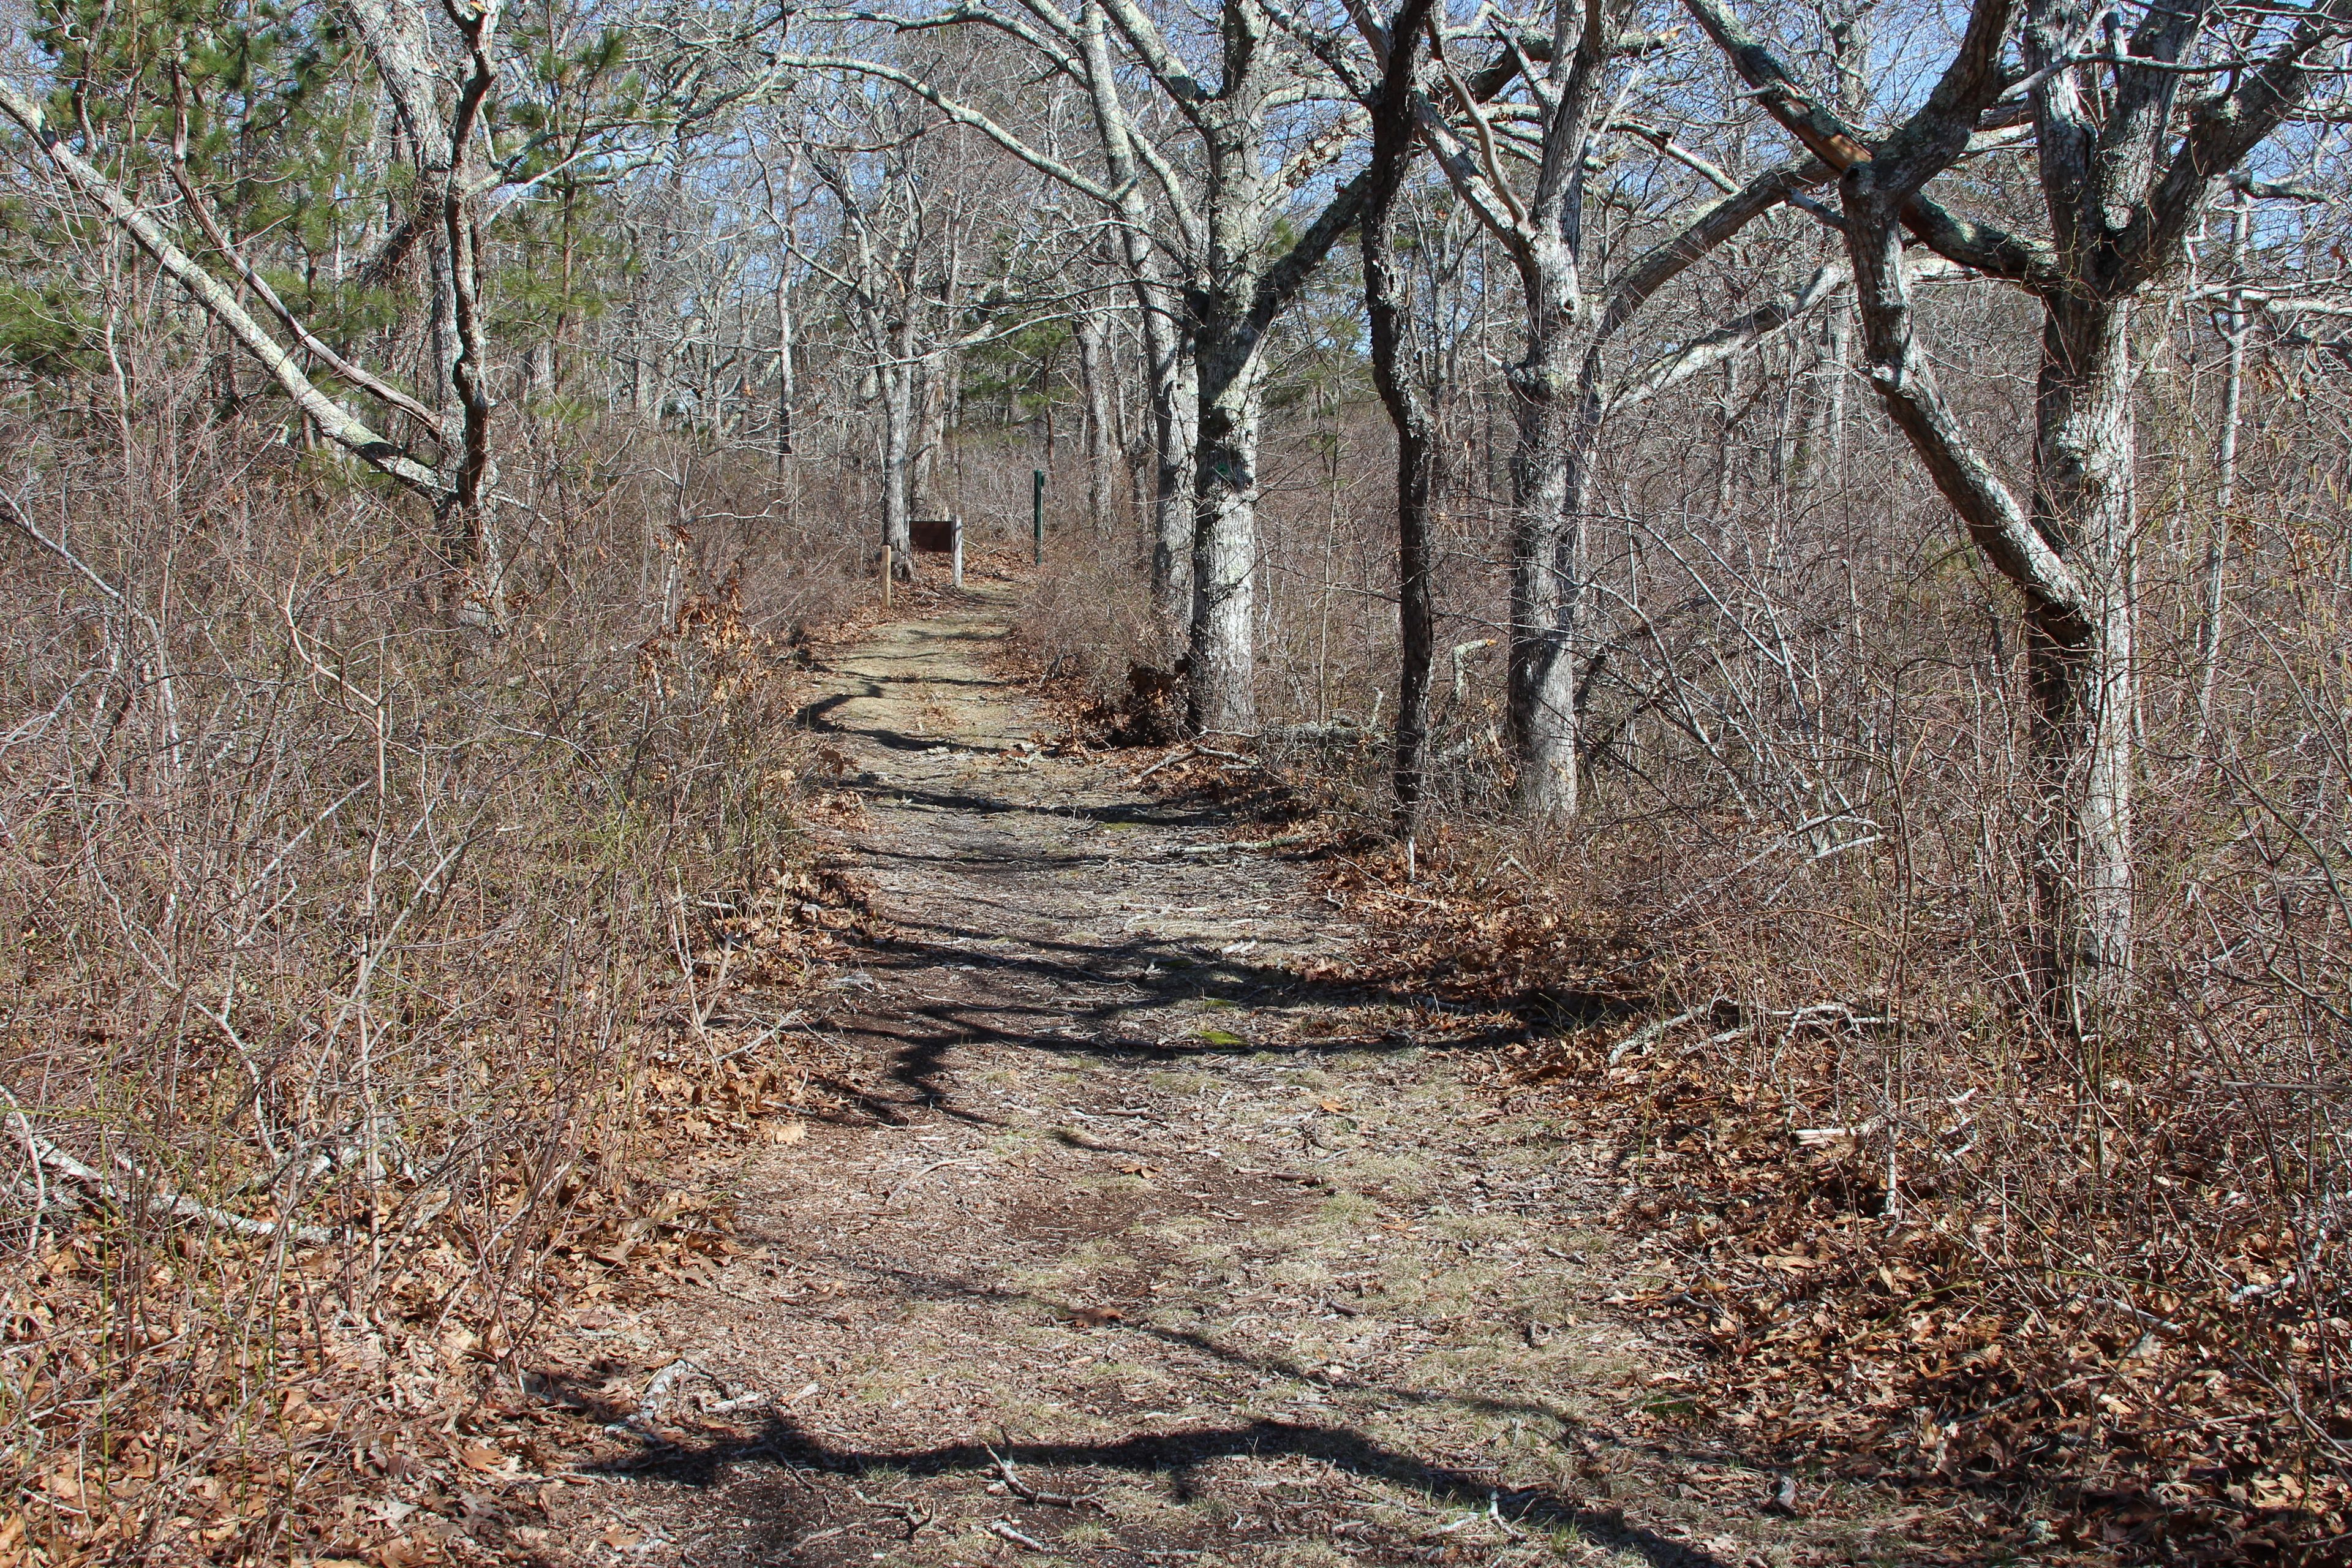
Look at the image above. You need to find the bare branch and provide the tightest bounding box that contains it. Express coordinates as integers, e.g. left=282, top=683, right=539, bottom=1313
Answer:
left=0, top=78, right=450, bottom=501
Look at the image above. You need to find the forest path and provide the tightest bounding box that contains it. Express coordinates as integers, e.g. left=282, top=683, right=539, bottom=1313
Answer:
left=540, top=590, right=1850, bottom=1568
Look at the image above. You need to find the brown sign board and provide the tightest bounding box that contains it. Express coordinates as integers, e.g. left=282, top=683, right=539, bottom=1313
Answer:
left=910, top=518, right=959, bottom=553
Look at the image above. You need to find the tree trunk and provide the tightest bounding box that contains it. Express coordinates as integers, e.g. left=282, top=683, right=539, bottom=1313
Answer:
left=1075, top=0, right=1194, bottom=641
left=880, top=322, right=916, bottom=578
left=913, top=350, right=947, bottom=517
left=350, top=0, right=505, bottom=619
left=775, top=265, right=796, bottom=472
left=1187, top=311, right=1263, bottom=736
left=442, top=183, right=505, bottom=625
left=1505, top=261, right=1590, bottom=819
left=1364, top=0, right=1439, bottom=833
left=2193, top=195, right=2248, bottom=756
left=1076, top=307, right=1114, bottom=535
left=1183, top=23, right=1273, bottom=739
left=1713, top=356, right=1741, bottom=518
left=2027, top=293, right=2136, bottom=1013
left=1819, top=300, right=1849, bottom=481
left=1150, top=331, right=1197, bottom=636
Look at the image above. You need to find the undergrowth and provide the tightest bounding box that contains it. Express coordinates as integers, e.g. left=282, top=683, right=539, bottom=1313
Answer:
left=0, top=390, right=872, bottom=1564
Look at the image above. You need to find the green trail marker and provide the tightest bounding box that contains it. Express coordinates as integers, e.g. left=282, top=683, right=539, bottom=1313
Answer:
left=1032, top=467, right=1044, bottom=565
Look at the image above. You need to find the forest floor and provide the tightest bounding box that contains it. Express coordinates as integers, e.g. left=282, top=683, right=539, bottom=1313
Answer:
left=516, top=587, right=1948, bottom=1568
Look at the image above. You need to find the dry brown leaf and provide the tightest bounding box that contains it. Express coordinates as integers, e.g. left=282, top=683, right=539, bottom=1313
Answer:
left=456, top=1441, right=510, bottom=1475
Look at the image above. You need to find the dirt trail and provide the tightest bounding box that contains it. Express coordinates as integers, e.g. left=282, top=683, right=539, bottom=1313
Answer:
left=539, top=592, right=1876, bottom=1568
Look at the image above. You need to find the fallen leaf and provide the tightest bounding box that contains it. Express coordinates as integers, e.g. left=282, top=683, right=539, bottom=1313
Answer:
left=457, top=1442, right=511, bottom=1475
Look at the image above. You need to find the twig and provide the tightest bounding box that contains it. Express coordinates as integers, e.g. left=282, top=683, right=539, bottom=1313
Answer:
left=880, top=1157, right=981, bottom=1212
left=990, top=1519, right=1051, bottom=1550
left=788, top=1521, right=859, bottom=1549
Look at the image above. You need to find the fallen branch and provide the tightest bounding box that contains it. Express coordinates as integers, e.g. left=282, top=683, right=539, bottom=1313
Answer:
left=1792, top=1120, right=1879, bottom=1148
left=990, top=1519, right=1051, bottom=1550
left=986, top=1446, right=1102, bottom=1509
left=18, top=1131, right=332, bottom=1245
left=640, top=1357, right=720, bottom=1415
left=1607, top=998, right=1736, bottom=1065
left=1170, top=833, right=1312, bottom=858
left=0, top=1083, right=333, bottom=1245
left=1231, top=1166, right=1327, bottom=1185
left=1129, top=746, right=1196, bottom=783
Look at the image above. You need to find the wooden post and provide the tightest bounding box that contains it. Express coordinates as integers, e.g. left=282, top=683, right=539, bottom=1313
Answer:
left=952, top=514, right=964, bottom=589
left=882, top=544, right=892, bottom=609
left=1031, top=468, right=1044, bottom=565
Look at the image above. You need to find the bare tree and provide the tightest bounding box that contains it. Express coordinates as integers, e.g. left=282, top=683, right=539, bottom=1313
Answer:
left=782, top=0, right=1537, bottom=729
left=1389, top=0, right=1853, bottom=818
left=1684, top=0, right=2352, bottom=1014
left=1356, top=0, right=1441, bottom=831
left=0, top=0, right=669, bottom=625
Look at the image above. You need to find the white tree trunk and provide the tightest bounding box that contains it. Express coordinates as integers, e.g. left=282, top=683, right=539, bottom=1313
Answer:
left=2027, top=295, right=2138, bottom=1007
left=1151, top=336, right=1198, bottom=636
left=775, top=266, right=796, bottom=472
left=1180, top=0, right=1275, bottom=738
left=880, top=318, right=916, bottom=576
left=2193, top=195, right=2248, bottom=754
left=1076, top=307, right=1114, bottom=533
left=1505, top=244, right=1592, bottom=820
left=1187, top=319, right=1264, bottom=736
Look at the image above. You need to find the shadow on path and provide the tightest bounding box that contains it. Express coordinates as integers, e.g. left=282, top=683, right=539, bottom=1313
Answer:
left=587, top=1414, right=1732, bottom=1567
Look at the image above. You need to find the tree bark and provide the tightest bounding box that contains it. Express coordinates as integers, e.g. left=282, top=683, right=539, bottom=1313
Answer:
left=348, top=0, right=506, bottom=601
left=1181, top=0, right=1278, bottom=738
left=1362, top=0, right=1441, bottom=833
left=881, top=317, right=917, bottom=577
left=2026, top=293, right=2137, bottom=1009
left=1076, top=306, right=1114, bottom=533
left=1150, top=340, right=1198, bottom=633
left=2192, top=195, right=2248, bottom=756
left=1186, top=314, right=1265, bottom=735
left=913, top=350, right=948, bottom=518
left=775, top=263, right=796, bottom=470
left=1504, top=279, right=1594, bottom=820
left=1174, top=2, right=1382, bottom=736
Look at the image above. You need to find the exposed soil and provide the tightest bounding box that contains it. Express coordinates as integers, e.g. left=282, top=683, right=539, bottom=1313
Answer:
left=522, top=590, right=1928, bottom=1568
